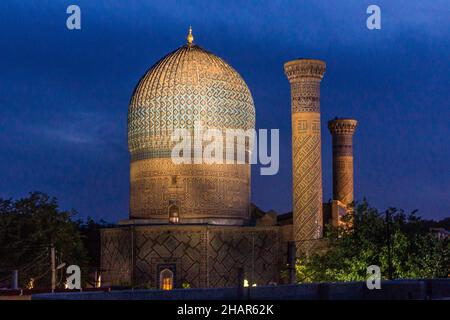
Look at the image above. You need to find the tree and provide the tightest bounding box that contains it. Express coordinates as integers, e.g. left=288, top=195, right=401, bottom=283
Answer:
left=0, top=192, right=88, bottom=289
left=78, top=216, right=112, bottom=284
left=295, top=200, right=449, bottom=282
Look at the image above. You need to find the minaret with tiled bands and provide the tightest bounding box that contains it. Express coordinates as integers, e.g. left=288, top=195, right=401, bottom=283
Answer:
left=284, top=59, right=326, bottom=255
left=328, top=118, right=358, bottom=207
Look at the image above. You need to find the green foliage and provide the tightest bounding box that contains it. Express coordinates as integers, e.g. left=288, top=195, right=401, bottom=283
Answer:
left=182, top=282, right=191, bottom=289
left=0, top=192, right=88, bottom=288
left=295, top=200, right=449, bottom=283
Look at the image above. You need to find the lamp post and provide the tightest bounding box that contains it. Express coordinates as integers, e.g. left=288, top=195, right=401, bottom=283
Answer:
left=287, top=242, right=296, bottom=284
left=11, top=270, right=18, bottom=290
left=385, top=210, right=393, bottom=280
left=50, top=244, right=56, bottom=292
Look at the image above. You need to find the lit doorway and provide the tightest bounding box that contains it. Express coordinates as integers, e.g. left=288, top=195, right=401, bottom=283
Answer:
left=159, top=268, right=174, bottom=290
left=168, top=201, right=180, bottom=224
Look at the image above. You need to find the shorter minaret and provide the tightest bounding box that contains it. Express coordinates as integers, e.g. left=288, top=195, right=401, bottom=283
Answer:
left=328, top=118, right=358, bottom=208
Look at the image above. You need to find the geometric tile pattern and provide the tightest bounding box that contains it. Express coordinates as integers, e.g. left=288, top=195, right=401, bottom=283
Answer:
left=328, top=119, right=357, bottom=206
left=128, top=44, right=255, bottom=160
left=129, top=159, right=250, bottom=220
left=100, top=225, right=281, bottom=288
left=284, top=59, right=326, bottom=255
left=292, top=128, right=323, bottom=254
left=100, top=228, right=132, bottom=286
left=207, top=227, right=280, bottom=288
left=133, top=227, right=207, bottom=288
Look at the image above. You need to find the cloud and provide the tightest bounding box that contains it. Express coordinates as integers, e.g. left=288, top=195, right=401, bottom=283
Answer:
left=9, top=111, right=124, bottom=150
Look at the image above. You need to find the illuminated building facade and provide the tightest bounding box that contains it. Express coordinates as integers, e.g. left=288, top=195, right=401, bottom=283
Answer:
left=101, top=29, right=358, bottom=288
left=284, top=59, right=326, bottom=255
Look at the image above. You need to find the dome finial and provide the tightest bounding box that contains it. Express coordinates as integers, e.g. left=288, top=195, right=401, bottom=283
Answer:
left=187, top=26, right=194, bottom=45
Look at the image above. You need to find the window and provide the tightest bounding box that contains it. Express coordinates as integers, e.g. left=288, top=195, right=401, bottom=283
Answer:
left=168, top=202, right=180, bottom=224
left=160, top=269, right=174, bottom=290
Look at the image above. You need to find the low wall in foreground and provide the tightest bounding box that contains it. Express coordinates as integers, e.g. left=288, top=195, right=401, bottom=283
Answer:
left=33, top=279, right=450, bottom=300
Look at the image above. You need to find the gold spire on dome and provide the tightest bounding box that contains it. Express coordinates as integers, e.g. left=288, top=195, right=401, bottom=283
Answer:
left=187, top=26, right=194, bottom=45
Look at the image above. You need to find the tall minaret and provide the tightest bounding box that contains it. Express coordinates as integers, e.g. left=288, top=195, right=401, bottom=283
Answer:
left=328, top=118, right=358, bottom=207
left=284, top=59, right=326, bottom=255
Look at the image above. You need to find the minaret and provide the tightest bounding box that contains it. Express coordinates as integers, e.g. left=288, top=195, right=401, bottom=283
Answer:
left=284, top=59, right=326, bottom=255
left=328, top=118, right=358, bottom=207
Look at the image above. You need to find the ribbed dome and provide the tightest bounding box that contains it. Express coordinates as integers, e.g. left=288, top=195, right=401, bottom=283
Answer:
left=128, top=44, right=255, bottom=161
left=127, top=41, right=255, bottom=224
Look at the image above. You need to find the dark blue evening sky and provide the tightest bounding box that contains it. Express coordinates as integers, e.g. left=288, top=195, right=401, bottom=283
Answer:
left=0, top=0, right=448, bottom=221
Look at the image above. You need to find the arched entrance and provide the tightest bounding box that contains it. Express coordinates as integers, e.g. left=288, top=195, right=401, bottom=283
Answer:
left=168, top=201, right=180, bottom=224
left=159, top=268, right=174, bottom=290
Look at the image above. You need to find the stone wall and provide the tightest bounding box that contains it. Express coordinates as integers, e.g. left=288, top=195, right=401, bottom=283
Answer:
left=134, top=226, right=207, bottom=288
left=207, top=226, right=281, bottom=287
left=101, top=228, right=132, bottom=286
left=100, top=225, right=282, bottom=289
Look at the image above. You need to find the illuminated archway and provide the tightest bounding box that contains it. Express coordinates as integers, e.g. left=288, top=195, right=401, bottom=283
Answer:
left=159, top=268, right=174, bottom=290
left=168, top=203, right=179, bottom=224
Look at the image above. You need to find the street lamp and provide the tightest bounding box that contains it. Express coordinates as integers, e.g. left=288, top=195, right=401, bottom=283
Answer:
left=385, top=210, right=393, bottom=280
